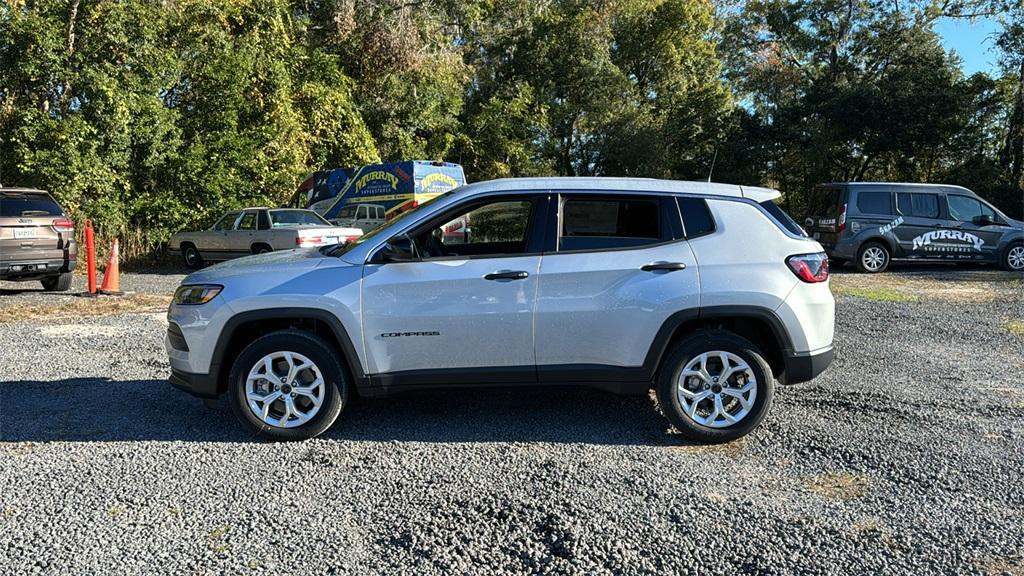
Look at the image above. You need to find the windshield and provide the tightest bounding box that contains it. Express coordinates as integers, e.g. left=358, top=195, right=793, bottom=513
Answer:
left=321, top=190, right=458, bottom=257
left=337, top=205, right=358, bottom=219
left=270, top=210, right=331, bottom=227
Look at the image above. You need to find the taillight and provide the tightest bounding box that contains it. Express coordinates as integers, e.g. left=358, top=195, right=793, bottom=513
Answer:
left=837, top=203, right=847, bottom=232
left=296, top=236, right=323, bottom=247
left=787, top=253, right=829, bottom=283
left=52, top=218, right=74, bottom=233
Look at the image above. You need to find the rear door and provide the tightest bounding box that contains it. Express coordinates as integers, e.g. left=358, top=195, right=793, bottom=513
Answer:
left=0, top=192, right=70, bottom=272
left=231, top=210, right=259, bottom=254
left=803, top=185, right=846, bottom=249
left=533, top=192, right=699, bottom=381
left=892, top=190, right=947, bottom=259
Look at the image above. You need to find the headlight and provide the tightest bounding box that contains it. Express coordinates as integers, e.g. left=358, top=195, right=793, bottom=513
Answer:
left=173, top=284, right=223, bottom=305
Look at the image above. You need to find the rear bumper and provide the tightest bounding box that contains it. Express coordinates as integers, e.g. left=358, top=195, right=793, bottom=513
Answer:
left=169, top=368, right=220, bottom=399
left=782, top=346, right=834, bottom=385
left=0, top=258, right=74, bottom=279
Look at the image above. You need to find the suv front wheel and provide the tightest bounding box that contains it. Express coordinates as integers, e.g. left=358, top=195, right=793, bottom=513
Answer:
left=228, top=330, right=348, bottom=440
left=656, top=331, right=775, bottom=444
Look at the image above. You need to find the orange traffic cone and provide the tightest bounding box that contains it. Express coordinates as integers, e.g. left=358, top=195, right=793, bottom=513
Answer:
left=99, top=239, right=122, bottom=295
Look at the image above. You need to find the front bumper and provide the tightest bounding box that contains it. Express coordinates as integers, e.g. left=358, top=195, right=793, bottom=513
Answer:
left=781, top=346, right=834, bottom=385
left=169, top=367, right=220, bottom=399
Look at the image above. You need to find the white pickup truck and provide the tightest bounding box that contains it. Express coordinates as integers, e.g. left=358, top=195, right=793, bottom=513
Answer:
left=169, top=208, right=363, bottom=269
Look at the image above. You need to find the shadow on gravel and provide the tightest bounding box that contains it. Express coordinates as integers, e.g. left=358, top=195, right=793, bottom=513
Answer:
left=1, top=378, right=676, bottom=446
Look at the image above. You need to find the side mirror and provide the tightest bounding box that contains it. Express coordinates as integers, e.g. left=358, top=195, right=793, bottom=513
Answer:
left=381, top=235, right=418, bottom=262
left=972, top=215, right=993, bottom=226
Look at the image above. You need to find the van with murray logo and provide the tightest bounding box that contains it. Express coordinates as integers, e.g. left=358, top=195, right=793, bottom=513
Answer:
left=804, top=183, right=1024, bottom=273
left=295, top=161, right=466, bottom=230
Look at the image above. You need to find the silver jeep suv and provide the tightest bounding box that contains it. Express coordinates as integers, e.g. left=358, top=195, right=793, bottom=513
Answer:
left=167, top=178, right=835, bottom=443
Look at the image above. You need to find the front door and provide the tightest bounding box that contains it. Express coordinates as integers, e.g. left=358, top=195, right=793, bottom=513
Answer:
left=943, top=194, right=1006, bottom=262
left=361, top=193, right=549, bottom=384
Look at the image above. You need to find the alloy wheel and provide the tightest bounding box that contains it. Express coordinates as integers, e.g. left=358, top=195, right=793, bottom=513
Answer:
left=1008, top=246, right=1024, bottom=271
left=861, top=246, right=887, bottom=272
left=245, top=351, right=325, bottom=428
left=676, top=351, right=757, bottom=428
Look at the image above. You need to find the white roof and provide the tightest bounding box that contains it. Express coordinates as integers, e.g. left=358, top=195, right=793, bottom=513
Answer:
left=454, top=177, right=781, bottom=203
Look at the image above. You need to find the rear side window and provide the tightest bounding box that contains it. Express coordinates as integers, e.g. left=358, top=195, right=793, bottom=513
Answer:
left=678, top=197, right=716, bottom=238
left=0, top=195, right=63, bottom=217
left=856, top=191, right=892, bottom=215
left=897, top=193, right=939, bottom=218
left=237, top=212, right=257, bottom=230
left=560, top=197, right=660, bottom=251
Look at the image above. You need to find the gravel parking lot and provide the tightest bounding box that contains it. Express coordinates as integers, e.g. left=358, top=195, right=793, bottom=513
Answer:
left=1, top=266, right=1022, bottom=575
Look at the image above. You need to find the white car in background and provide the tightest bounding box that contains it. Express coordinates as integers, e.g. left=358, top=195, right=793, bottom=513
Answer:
left=329, top=203, right=387, bottom=233
left=169, top=208, right=362, bottom=269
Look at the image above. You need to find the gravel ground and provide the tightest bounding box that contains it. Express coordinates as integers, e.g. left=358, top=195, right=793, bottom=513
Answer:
left=1, top=266, right=1023, bottom=575
left=0, top=268, right=186, bottom=308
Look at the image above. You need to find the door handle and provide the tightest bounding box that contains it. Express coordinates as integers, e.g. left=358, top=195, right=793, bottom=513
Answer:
left=484, top=270, right=529, bottom=281
left=640, top=262, right=687, bottom=272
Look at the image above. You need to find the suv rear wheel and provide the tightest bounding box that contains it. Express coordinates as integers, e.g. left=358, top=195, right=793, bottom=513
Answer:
left=656, top=330, right=774, bottom=444
left=228, top=330, right=348, bottom=440
left=41, top=271, right=72, bottom=292
left=856, top=241, right=890, bottom=273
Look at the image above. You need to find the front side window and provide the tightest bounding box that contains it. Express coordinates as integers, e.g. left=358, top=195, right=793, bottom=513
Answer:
left=897, top=193, right=939, bottom=218
left=213, top=212, right=240, bottom=231
left=236, top=212, right=257, bottom=231
left=857, top=191, right=892, bottom=215
left=560, top=197, right=660, bottom=251
left=947, top=195, right=995, bottom=223
left=419, top=200, right=534, bottom=257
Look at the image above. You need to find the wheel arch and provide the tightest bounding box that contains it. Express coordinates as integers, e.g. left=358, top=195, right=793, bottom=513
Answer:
left=644, top=306, right=794, bottom=385
left=209, top=308, right=367, bottom=396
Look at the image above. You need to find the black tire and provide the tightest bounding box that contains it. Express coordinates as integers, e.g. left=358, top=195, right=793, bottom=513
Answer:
left=41, top=271, right=72, bottom=292
left=856, top=241, right=890, bottom=273
left=251, top=243, right=272, bottom=254
left=181, top=243, right=203, bottom=269
left=1001, top=241, right=1024, bottom=272
left=228, top=329, right=348, bottom=441
left=656, top=330, right=775, bottom=444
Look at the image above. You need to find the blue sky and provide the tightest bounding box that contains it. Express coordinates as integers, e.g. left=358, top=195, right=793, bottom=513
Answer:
left=935, top=16, right=1002, bottom=75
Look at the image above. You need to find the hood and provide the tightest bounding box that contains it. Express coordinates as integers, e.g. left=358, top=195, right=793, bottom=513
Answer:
left=183, top=248, right=335, bottom=285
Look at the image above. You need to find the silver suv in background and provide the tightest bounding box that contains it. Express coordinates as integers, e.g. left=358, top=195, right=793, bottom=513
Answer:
left=805, top=182, right=1024, bottom=273
left=0, top=188, right=76, bottom=291
left=166, top=178, right=835, bottom=443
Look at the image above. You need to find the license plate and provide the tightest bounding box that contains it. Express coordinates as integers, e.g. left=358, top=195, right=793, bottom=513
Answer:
left=324, top=236, right=338, bottom=244
left=13, top=228, right=35, bottom=239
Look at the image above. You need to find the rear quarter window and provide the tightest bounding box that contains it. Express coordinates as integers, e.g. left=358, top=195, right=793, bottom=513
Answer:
left=758, top=200, right=806, bottom=237
left=677, top=197, right=715, bottom=238
left=806, top=186, right=843, bottom=218
left=856, top=191, right=893, bottom=215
